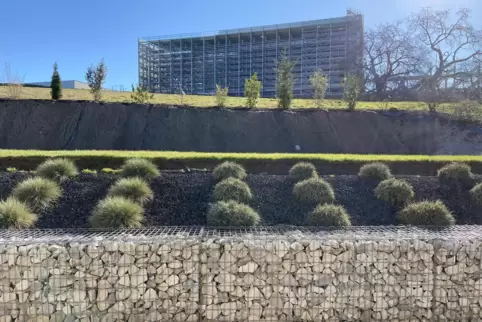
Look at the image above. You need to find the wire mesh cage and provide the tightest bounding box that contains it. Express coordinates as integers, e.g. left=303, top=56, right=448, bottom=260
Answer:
left=0, top=226, right=482, bottom=321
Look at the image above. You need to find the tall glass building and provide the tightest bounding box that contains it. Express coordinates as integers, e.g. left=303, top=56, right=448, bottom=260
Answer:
left=138, top=11, right=363, bottom=98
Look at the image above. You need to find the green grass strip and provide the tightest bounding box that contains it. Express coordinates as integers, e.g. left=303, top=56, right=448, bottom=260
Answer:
left=1, top=149, right=482, bottom=162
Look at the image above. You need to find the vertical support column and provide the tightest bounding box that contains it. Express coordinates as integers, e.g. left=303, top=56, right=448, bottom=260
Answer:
left=261, top=31, right=265, bottom=97
left=316, top=26, right=319, bottom=70
left=275, top=29, right=278, bottom=97
left=238, top=32, right=241, bottom=96
left=288, top=27, right=291, bottom=57
left=158, top=40, right=162, bottom=92
left=169, top=40, right=172, bottom=93
left=301, top=26, right=303, bottom=96
left=250, top=31, right=252, bottom=77
left=225, top=33, right=228, bottom=90
left=345, top=22, right=348, bottom=75
left=329, top=24, right=332, bottom=95
left=214, top=36, right=217, bottom=88
left=202, top=38, right=205, bottom=94
left=180, top=39, right=183, bottom=94
left=147, top=42, right=150, bottom=90
left=191, top=38, right=193, bottom=94
left=276, top=29, right=278, bottom=61
left=137, top=40, right=141, bottom=87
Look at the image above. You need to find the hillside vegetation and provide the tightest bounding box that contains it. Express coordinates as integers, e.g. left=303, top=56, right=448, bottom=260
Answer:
left=0, top=86, right=439, bottom=110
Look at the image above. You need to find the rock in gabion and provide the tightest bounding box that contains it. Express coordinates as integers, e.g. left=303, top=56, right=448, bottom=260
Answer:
left=202, top=237, right=438, bottom=321
left=0, top=229, right=481, bottom=321
left=0, top=237, right=200, bottom=321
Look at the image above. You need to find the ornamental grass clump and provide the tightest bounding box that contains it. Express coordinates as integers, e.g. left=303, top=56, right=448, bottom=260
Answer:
left=293, top=177, right=335, bottom=205
left=107, top=177, right=153, bottom=206
left=306, top=204, right=351, bottom=227
left=89, top=197, right=144, bottom=229
left=398, top=201, right=455, bottom=226
left=36, top=158, right=78, bottom=182
left=375, top=178, right=414, bottom=207
left=288, top=162, right=318, bottom=183
left=212, top=161, right=247, bottom=182
left=0, top=198, right=37, bottom=229
left=213, top=178, right=252, bottom=203
left=120, top=158, right=160, bottom=181
left=11, top=177, right=61, bottom=212
left=207, top=201, right=260, bottom=226
left=358, top=162, right=392, bottom=182
left=437, top=162, right=474, bottom=188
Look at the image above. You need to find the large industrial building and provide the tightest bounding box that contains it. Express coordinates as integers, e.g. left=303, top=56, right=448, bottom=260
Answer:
left=138, top=11, right=363, bottom=98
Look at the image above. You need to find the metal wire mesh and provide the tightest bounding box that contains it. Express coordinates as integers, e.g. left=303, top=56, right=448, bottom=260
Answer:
left=202, top=225, right=482, bottom=240
left=0, top=226, right=205, bottom=245
left=2, top=225, right=482, bottom=244
left=1, top=226, right=482, bottom=321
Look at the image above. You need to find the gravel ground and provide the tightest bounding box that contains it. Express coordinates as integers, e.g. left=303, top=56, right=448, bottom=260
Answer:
left=0, top=172, right=479, bottom=228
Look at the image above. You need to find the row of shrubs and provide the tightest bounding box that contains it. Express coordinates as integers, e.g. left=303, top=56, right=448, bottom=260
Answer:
left=0, top=158, right=162, bottom=229
left=289, top=162, right=351, bottom=227
left=89, top=158, right=160, bottom=228
left=208, top=162, right=260, bottom=226
left=206, top=160, right=461, bottom=228
left=1, top=157, right=479, bottom=229
left=361, top=161, right=482, bottom=225
left=286, top=161, right=474, bottom=227
left=359, top=162, right=455, bottom=226
left=361, top=161, right=482, bottom=215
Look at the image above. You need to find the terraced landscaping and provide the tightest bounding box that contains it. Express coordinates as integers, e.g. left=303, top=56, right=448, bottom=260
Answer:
left=0, top=157, right=480, bottom=229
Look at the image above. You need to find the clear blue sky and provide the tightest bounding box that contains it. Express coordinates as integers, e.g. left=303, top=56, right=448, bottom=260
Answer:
left=1, top=0, right=480, bottom=89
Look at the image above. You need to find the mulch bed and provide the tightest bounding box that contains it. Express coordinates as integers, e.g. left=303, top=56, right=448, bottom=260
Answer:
left=0, top=172, right=480, bottom=228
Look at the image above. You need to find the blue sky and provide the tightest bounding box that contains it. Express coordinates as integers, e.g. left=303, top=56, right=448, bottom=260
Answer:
left=1, top=0, right=480, bottom=89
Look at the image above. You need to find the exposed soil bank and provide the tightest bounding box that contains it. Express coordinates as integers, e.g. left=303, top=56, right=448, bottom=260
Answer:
left=0, top=172, right=479, bottom=228
left=1, top=100, right=482, bottom=154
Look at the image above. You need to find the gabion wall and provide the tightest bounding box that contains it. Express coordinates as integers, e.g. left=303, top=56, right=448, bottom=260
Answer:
left=0, top=227, right=481, bottom=321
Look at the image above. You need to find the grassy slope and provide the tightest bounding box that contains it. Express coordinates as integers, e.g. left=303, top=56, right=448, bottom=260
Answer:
left=0, top=86, right=444, bottom=110
left=2, top=150, right=482, bottom=162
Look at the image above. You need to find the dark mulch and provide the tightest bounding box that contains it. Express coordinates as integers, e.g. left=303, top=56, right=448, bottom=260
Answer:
left=0, top=172, right=480, bottom=228
left=0, top=172, right=30, bottom=200
left=145, top=173, right=212, bottom=227
left=39, top=174, right=115, bottom=228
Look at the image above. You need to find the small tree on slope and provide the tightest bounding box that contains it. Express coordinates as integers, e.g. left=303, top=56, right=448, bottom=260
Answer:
left=50, top=62, right=62, bottom=100
left=309, top=70, right=328, bottom=108
left=131, top=84, right=154, bottom=103
left=343, top=74, right=362, bottom=110
left=85, top=59, right=107, bottom=101
left=276, top=50, right=296, bottom=109
left=245, top=73, right=262, bottom=108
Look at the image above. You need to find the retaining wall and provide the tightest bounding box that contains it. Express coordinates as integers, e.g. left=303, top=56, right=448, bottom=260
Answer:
left=0, top=227, right=481, bottom=321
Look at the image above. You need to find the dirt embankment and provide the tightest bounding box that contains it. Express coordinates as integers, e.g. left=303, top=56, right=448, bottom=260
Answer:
left=1, top=100, right=482, bottom=154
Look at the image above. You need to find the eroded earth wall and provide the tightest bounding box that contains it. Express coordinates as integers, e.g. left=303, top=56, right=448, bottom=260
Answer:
left=1, top=100, right=482, bottom=154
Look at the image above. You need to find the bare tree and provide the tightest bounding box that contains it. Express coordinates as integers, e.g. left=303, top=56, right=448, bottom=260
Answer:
left=2, top=63, right=25, bottom=99
left=410, top=7, right=482, bottom=110
left=364, top=21, right=426, bottom=99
